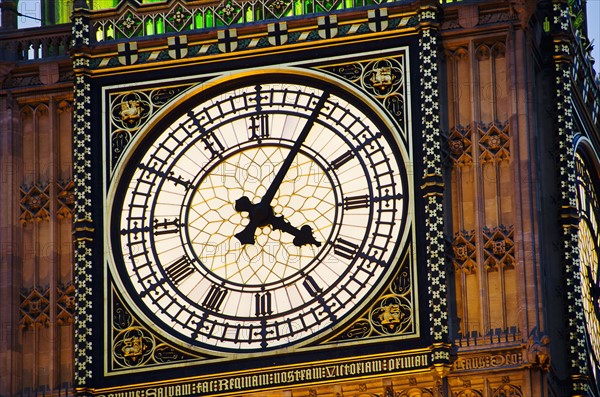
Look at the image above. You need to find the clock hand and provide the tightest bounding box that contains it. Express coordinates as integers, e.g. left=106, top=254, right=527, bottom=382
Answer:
left=259, top=90, right=330, bottom=207
left=269, top=215, right=322, bottom=247
left=234, top=196, right=321, bottom=247
left=234, top=90, right=330, bottom=245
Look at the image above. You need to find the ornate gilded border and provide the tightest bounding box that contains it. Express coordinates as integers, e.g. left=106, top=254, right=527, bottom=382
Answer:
left=552, top=0, right=590, bottom=393
left=416, top=1, right=450, bottom=373
left=72, top=7, right=95, bottom=391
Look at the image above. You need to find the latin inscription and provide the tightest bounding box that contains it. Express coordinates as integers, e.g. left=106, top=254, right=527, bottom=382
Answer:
left=97, top=353, right=429, bottom=397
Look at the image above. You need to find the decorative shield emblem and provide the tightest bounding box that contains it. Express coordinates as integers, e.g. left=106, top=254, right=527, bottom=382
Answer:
left=218, top=29, right=238, bottom=53
left=318, top=15, right=338, bottom=39
left=268, top=22, right=288, bottom=46
left=168, top=35, right=188, bottom=59
left=118, top=42, right=138, bottom=65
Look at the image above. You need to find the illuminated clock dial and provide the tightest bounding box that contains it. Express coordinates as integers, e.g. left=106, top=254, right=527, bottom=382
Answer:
left=575, top=153, right=600, bottom=372
left=109, top=71, right=410, bottom=353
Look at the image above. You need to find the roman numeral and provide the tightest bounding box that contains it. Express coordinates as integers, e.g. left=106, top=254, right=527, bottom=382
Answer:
left=343, top=195, right=370, bottom=210
left=202, top=285, right=227, bottom=312
left=200, top=132, right=224, bottom=160
left=331, top=150, right=354, bottom=170
left=138, top=162, right=192, bottom=190
left=186, top=111, right=224, bottom=160
left=249, top=114, right=270, bottom=142
left=334, top=238, right=359, bottom=260
left=153, top=218, right=180, bottom=236
left=303, top=275, right=322, bottom=297
left=164, top=256, right=195, bottom=286
left=255, top=292, right=272, bottom=316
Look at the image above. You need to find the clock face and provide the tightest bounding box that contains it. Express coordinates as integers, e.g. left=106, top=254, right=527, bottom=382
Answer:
left=575, top=153, right=600, bottom=371
left=108, top=71, right=410, bottom=353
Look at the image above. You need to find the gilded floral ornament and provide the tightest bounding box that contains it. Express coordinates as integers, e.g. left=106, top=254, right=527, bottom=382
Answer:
left=113, top=327, right=154, bottom=367
left=167, top=6, right=192, bottom=31
left=109, top=87, right=189, bottom=173
left=325, top=57, right=406, bottom=123
left=117, top=12, right=143, bottom=38
left=266, top=0, right=292, bottom=17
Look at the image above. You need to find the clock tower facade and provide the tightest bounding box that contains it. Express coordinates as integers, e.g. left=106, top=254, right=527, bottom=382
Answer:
left=1, top=0, right=600, bottom=396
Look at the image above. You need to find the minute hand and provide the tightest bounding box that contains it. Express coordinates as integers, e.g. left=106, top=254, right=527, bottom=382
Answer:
left=260, top=90, right=330, bottom=206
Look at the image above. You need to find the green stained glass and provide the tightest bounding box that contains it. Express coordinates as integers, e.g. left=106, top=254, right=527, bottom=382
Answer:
left=92, top=0, right=118, bottom=10
left=206, top=10, right=214, bottom=28
left=156, top=18, right=164, bottom=34
left=195, top=13, right=204, bottom=29
left=145, top=20, right=155, bottom=35
left=295, top=0, right=303, bottom=15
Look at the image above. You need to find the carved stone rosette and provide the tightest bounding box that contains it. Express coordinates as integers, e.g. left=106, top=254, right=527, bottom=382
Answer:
left=19, top=286, right=50, bottom=330
left=482, top=225, right=515, bottom=271
left=447, top=125, right=473, bottom=166
left=478, top=122, right=510, bottom=164
left=452, top=229, right=477, bottom=274
left=19, top=182, right=50, bottom=224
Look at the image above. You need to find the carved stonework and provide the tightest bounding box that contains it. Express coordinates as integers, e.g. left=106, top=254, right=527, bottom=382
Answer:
left=447, top=125, right=473, bottom=166
left=57, top=179, right=75, bottom=220
left=452, top=230, right=477, bottom=274
left=57, top=283, right=75, bottom=325
left=19, top=182, right=51, bottom=224
left=396, top=388, right=434, bottom=397
left=19, top=286, right=50, bottom=330
left=455, top=387, right=483, bottom=397
left=482, top=225, right=515, bottom=271
left=507, top=0, right=536, bottom=28
left=492, top=384, right=523, bottom=397
left=523, top=334, right=551, bottom=370
left=478, top=122, right=510, bottom=163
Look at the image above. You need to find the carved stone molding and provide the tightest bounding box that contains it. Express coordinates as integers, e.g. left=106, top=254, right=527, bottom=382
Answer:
left=492, top=383, right=523, bottom=397
left=455, top=386, right=483, bottom=397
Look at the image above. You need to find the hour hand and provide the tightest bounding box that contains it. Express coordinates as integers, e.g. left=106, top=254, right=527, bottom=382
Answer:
left=269, top=215, right=321, bottom=247
left=234, top=196, right=260, bottom=245
left=234, top=196, right=320, bottom=247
